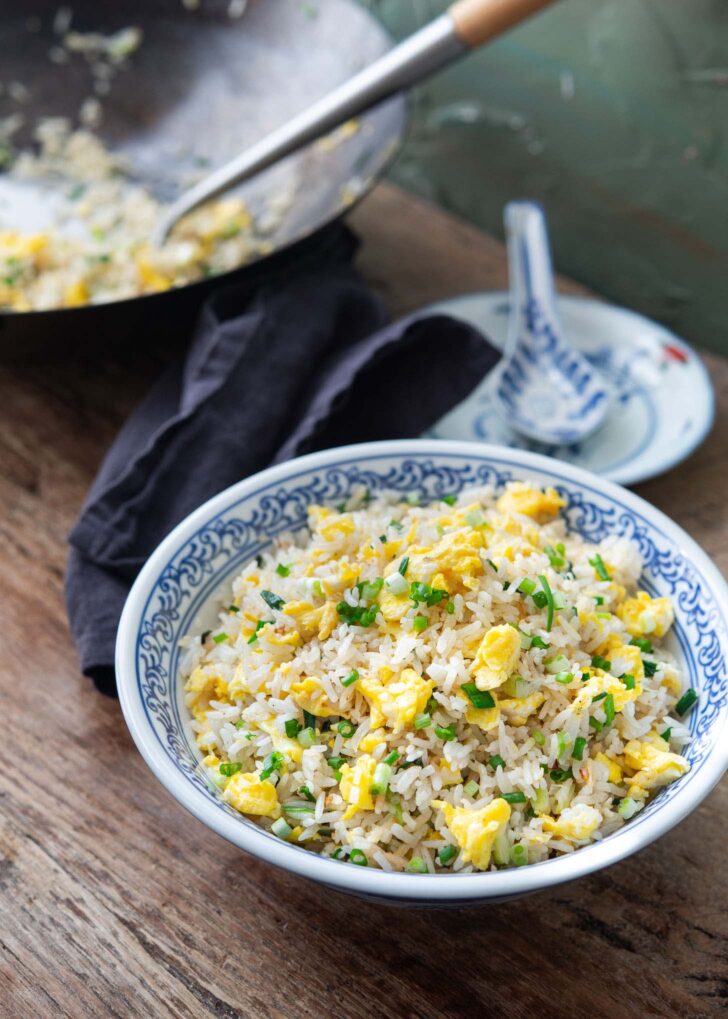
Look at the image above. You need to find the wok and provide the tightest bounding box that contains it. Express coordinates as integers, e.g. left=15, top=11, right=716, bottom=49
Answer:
left=0, top=0, right=406, bottom=352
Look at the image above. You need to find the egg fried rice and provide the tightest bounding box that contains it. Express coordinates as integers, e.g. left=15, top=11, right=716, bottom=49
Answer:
left=180, top=481, right=696, bottom=873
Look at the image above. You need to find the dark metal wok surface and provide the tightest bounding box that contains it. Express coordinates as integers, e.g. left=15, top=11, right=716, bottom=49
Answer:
left=0, top=0, right=406, bottom=349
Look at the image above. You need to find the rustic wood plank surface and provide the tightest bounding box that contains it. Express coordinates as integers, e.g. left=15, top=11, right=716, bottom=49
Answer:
left=0, top=182, right=726, bottom=1019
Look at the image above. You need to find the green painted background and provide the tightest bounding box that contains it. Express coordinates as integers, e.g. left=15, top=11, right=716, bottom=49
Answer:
left=361, top=0, right=728, bottom=355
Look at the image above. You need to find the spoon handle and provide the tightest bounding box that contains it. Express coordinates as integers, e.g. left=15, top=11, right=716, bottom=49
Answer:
left=155, top=0, right=557, bottom=243
left=503, top=200, right=562, bottom=358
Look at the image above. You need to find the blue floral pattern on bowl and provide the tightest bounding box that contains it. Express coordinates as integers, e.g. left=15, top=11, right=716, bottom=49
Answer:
left=132, top=448, right=728, bottom=853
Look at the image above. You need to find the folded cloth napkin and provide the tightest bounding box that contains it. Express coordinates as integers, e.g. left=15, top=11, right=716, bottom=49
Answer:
left=65, top=226, right=501, bottom=694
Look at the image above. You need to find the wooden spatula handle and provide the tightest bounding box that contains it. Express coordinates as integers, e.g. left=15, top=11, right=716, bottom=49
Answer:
left=449, top=0, right=556, bottom=48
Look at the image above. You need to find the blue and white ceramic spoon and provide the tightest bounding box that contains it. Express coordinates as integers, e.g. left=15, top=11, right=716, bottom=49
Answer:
left=492, top=201, right=610, bottom=444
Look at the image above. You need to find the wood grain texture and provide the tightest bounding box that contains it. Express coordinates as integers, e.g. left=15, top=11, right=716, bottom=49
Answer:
left=0, top=182, right=726, bottom=1018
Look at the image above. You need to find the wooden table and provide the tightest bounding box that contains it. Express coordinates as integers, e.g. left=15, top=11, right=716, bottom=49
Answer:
left=1, top=183, right=726, bottom=1019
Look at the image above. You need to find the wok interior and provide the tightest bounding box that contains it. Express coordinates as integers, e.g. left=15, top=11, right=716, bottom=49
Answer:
left=0, top=0, right=405, bottom=250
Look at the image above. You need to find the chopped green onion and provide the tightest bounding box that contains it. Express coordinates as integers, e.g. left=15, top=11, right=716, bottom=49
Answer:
left=303, top=709, right=316, bottom=730
left=595, top=611, right=612, bottom=620
left=603, top=693, right=615, bottom=726
left=489, top=755, right=506, bottom=769
left=389, top=519, right=403, bottom=531
left=414, top=713, right=431, bottom=730
left=299, top=785, right=316, bottom=802
left=531, top=787, right=549, bottom=814
left=370, top=762, right=392, bottom=796
left=589, top=715, right=604, bottom=732
left=621, top=673, right=636, bottom=690
left=261, top=589, right=285, bottom=611
left=437, top=844, right=457, bottom=865
left=342, top=669, right=359, bottom=688
left=630, top=636, right=653, bottom=654
left=589, top=554, right=611, bottom=581
left=675, top=687, right=698, bottom=716
left=618, top=797, right=640, bottom=820
left=406, top=492, right=420, bottom=506
left=275, top=563, right=291, bottom=577
left=260, top=751, right=285, bottom=780
left=533, top=730, right=545, bottom=747
left=283, top=803, right=315, bottom=817
left=556, top=731, right=571, bottom=757
left=212, top=632, right=227, bottom=644
left=407, top=856, right=428, bottom=874
left=545, top=654, right=569, bottom=674
left=442, top=494, right=457, bottom=506
left=397, top=757, right=423, bottom=770
left=594, top=595, right=605, bottom=606
left=486, top=558, right=499, bottom=572
left=435, top=724, right=457, bottom=742
left=660, top=727, right=672, bottom=742
left=445, top=600, right=455, bottom=614
left=284, top=719, right=301, bottom=738
left=463, top=780, right=479, bottom=797
left=544, top=544, right=567, bottom=571
left=643, top=660, right=658, bottom=677
left=379, top=534, right=387, bottom=544
left=550, top=768, right=572, bottom=783
left=349, top=849, right=368, bottom=866
left=530, top=635, right=550, bottom=650
left=312, top=580, right=324, bottom=598
left=591, top=692, right=607, bottom=703
left=331, top=848, right=344, bottom=860
left=398, top=556, right=409, bottom=576
left=537, top=574, right=555, bottom=631
left=501, top=791, right=526, bottom=804
left=234, top=720, right=246, bottom=729
left=531, top=591, right=548, bottom=610
left=572, top=736, right=587, bottom=761
left=219, top=761, right=242, bottom=777
left=413, top=614, right=428, bottom=632
left=247, top=619, right=272, bottom=644
left=328, top=756, right=345, bottom=771
left=518, top=577, right=537, bottom=596
left=555, top=671, right=574, bottom=685
left=511, top=844, right=528, bottom=867
left=581, top=672, right=591, bottom=682
left=591, top=655, right=612, bottom=672
left=409, top=581, right=448, bottom=607
left=461, top=683, right=495, bottom=709
left=200, top=630, right=212, bottom=643
left=358, top=577, right=383, bottom=601
left=384, top=751, right=400, bottom=766
left=271, top=818, right=292, bottom=839
left=465, top=509, right=485, bottom=528
left=336, top=601, right=379, bottom=626
left=297, top=727, right=316, bottom=748
left=384, top=571, right=408, bottom=595
left=228, top=604, right=240, bottom=613
left=337, top=720, right=356, bottom=738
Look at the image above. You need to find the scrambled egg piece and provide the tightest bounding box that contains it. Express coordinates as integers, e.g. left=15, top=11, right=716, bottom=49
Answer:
left=439, top=760, right=463, bottom=787
left=496, top=482, right=565, bottom=522
left=594, top=752, right=623, bottom=785
left=359, top=728, right=386, bottom=754
left=571, top=670, right=641, bottom=716
left=309, top=506, right=356, bottom=541
left=432, top=798, right=511, bottom=871
left=378, top=590, right=410, bottom=623
left=339, top=754, right=378, bottom=819
left=617, top=592, right=674, bottom=638
left=185, top=667, right=228, bottom=718
left=465, top=701, right=501, bottom=732
left=470, top=625, right=521, bottom=691
left=602, top=640, right=646, bottom=684
left=398, top=529, right=485, bottom=591
left=499, top=691, right=545, bottom=726
left=290, top=677, right=337, bottom=717
left=359, top=667, right=433, bottom=732
left=542, top=804, right=602, bottom=841
left=623, top=740, right=689, bottom=798
left=223, top=771, right=281, bottom=819
left=259, top=717, right=303, bottom=764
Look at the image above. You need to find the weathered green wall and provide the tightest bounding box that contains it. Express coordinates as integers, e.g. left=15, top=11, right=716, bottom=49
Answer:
left=361, top=0, right=728, bottom=356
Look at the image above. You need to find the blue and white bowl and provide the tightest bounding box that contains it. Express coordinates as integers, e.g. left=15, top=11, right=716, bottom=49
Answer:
left=116, top=441, right=728, bottom=904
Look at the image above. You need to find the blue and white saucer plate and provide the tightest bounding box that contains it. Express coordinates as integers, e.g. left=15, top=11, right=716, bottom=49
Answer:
left=425, top=293, right=714, bottom=486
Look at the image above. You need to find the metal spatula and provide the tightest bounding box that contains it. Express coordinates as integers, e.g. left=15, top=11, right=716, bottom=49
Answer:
left=153, top=0, right=558, bottom=244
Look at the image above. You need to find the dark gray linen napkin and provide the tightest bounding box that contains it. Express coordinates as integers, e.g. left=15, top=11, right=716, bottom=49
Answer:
left=65, top=228, right=501, bottom=694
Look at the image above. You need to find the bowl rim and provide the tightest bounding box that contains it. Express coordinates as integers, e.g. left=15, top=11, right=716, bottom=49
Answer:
left=116, top=439, right=728, bottom=902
